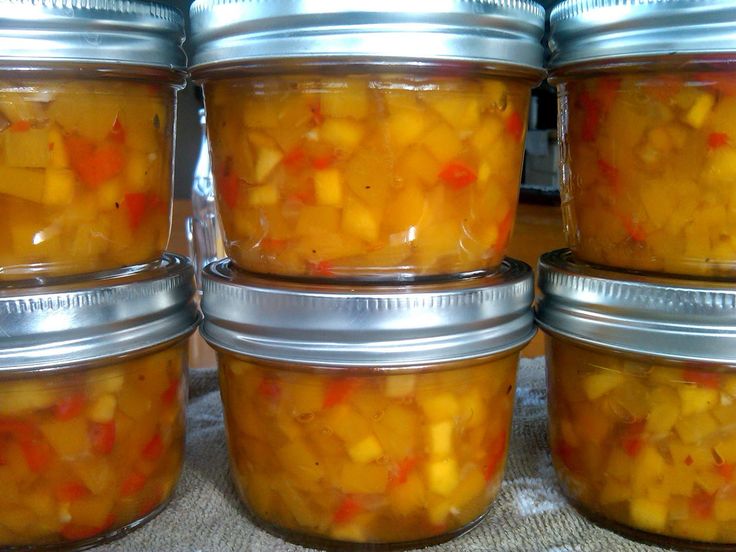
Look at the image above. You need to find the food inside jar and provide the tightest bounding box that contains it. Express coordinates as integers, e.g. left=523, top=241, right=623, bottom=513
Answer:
left=205, top=73, right=530, bottom=278
left=559, top=71, right=736, bottom=276
left=0, top=346, right=185, bottom=547
left=547, top=337, right=736, bottom=543
left=218, top=354, right=518, bottom=544
left=0, top=79, right=174, bottom=278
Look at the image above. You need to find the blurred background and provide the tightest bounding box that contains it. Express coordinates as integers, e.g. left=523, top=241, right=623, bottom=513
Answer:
left=160, top=0, right=560, bottom=201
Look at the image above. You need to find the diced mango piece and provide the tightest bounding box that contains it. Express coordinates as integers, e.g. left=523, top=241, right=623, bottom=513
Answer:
left=384, top=374, right=416, bottom=398
left=683, top=92, right=715, bottom=128
left=428, top=421, right=454, bottom=458
left=348, top=435, right=383, bottom=464
left=5, top=128, right=49, bottom=168
left=314, top=169, right=343, bottom=206
left=629, top=498, right=668, bottom=532
left=43, top=169, right=76, bottom=206
left=39, top=418, right=89, bottom=458
left=321, top=119, right=364, bottom=152
left=87, top=393, right=116, bottom=423
left=582, top=371, right=624, bottom=400
left=674, top=412, right=719, bottom=444
left=678, top=385, right=719, bottom=416
left=388, top=110, right=426, bottom=148
left=426, top=458, right=459, bottom=497
left=341, top=197, right=379, bottom=242
left=340, top=463, right=389, bottom=494
left=249, top=183, right=279, bottom=206
left=0, top=166, right=45, bottom=203
left=254, top=147, right=282, bottom=183
left=418, top=392, right=459, bottom=422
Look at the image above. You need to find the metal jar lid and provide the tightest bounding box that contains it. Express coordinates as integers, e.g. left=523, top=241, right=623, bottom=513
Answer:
left=549, top=0, right=736, bottom=70
left=189, top=0, right=545, bottom=78
left=0, top=0, right=186, bottom=73
left=0, top=254, right=201, bottom=374
left=200, top=258, right=535, bottom=369
left=536, top=249, right=736, bottom=365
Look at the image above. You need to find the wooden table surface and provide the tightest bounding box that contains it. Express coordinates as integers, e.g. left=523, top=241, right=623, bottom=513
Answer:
left=169, top=199, right=566, bottom=369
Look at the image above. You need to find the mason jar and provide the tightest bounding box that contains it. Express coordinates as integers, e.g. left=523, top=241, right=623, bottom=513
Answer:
left=537, top=249, right=736, bottom=547
left=0, top=1, right=186, bottom=279
left=0, top=254, right=200, bottom=549
left=189, top=0, right=545, bottom=281
left=549, top=0, right=736, bottom=277
left=200, top=258, right=535, bottom=547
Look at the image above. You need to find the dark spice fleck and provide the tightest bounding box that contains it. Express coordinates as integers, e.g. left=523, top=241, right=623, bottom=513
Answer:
left=115, top=202, right=120, bottom=209
left=153, top=113, right=160, bottom=129
left=506, top=385, right=513, bottom=394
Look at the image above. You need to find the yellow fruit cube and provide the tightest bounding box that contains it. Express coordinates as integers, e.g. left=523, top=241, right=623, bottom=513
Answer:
left=388, top=110, right=426, bottom=149
left=0, top=380, right=56, bottom=415
left=418, top=392, right=460, bottom=422
left=646, top=386, right=680, bottom=434
left=427, top=496, right=453, bottom=525
left=428, top=421, right=454, bottom=458
left=348, top=435, right=383, bottom=464
left=715, top=497, right=736, bottom=521
left=321, top=80, right=369, bottom=119
left=674, top=412, right=719, bottom=444
left=5, top=128, right=49, bottom=168
left=341, top=197, right=379, bottom=242
left=426, top=458, right=459, bottom=497
left=39, top=418, right=89, bottom=458
left=389, top=472, right=425, bottom=516
left=629, top=498, right=668, bottom=532
left=249, top=183, right=279, bottom=206
left=428, top=95, right=480, bottom=130
left=339, top=463, right=389, bottom=494
left=449, top=466, right=486, bottom=509
left=0, top=166, right=45, bottom=203
left=384, top=374, right=416, bottom=398
left=254, top=147, right=282, bottom=183
left=43, top=168, right=76, bottom=206
left=714, top=437, right=736, bottom=464
left=321, top=119, right=364, bottom=152
left=87, top=393, right=116, bottom=423
left=683, top=92, right=715, bottom=128
left=599, top=480, right=631, bottom=505
left=314, top=169, right=343, bottom=206
left=678, top=385, right=719, bottom=416
left=632, top=446, right=665, bottom=495
left=582, top=371, right=624, bottom=400
left=421, top=123, right=462, bottom=164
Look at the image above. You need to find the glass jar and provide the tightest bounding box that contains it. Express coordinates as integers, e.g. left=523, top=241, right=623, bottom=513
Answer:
left=200, top=258, right=535, bottom=547
left=189, top=1, right=545, bottom=280
left=549, top=0, right=736, bottom=277
left=0, top=254, right=200, bottom=549
left=537, top=249, right=736, bottom=547
left=0, top=1, right=186, bottom=280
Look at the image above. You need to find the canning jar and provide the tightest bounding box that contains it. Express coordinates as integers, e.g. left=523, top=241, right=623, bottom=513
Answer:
left=0, top=1, right=186, bottom=280
left=189, top=1, right=545, bottom=280
left=536, top=249, right=736, bottom=547
left=200, top=258, right=535, bottom=547
left=0, top=254, right=200, bottom=549
left=549, top=0, right=736, bottom=277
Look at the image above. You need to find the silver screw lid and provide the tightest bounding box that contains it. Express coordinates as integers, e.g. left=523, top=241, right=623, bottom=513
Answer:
left=0, top=0, right=186, bottom=73
left=189, top=0, right=545, bottom=77
left=0, top=254, right=201, bottom=374
left=549, top=0, right=736, bottom=70
left=200, top=258, right=535, bottom=369
left=536, top=249, right=736, bottom=365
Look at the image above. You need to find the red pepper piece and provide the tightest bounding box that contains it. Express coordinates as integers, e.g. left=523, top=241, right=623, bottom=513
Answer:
left=690, top=490, right=715, bottom=520
left=622, top=217, right=647, bottom=243
left=9, top=120, right=31, bottom=132
left=161, top=378, right=179, bottom=406
left=333, top=496, right=362, bottom=524
left=683, top=369, right=721, bottom=389
left=438, top=160, right=477, bottom=190
left=389, top=457, right=418, bottom=487
left=597, top=77, right=622, bottom=111
left=708, top=132, right=729, bottom=149
left=312, top=152, right=335, bottom=170
left=65, top=134, right=125, bottom=188
left=717, top=462, right=735, bottom=481
left=323, top=378, right=357, bottom=408
left=685, top=455, right=694, bottom=466
left=597, top=158, right=620, bottom=193
left=53, top=394, right=86, bottom=421
left=484, top=430, right=508, bottom=481
left=89, top=420, right=116, bottom=455
left=122, top=192, right=148, bottom=231
left=20, top=439, right=53, bottom=472
left=55, top=481, right=90, bottom=502
left=621, top=420, right=646, bottom=458
left=260, top=238, right=288, bottom=252
left=310, top=260, right=335, bottom=277
left=142, top=432, right=164, bottom=462
left=505, top=110, right=524, bottom=142
left=219, top=172, right=239, bottom=209
left=0, top=418, right=34, bottom=438
left=282, top=146, right=306, bottom=169
left=120, top=471, right=147, bottom=497
left=553, top=438, right=581, bottom=473
left=257, top=377, right=281, bottom=401
left=109, top=115, right=126, bottom=144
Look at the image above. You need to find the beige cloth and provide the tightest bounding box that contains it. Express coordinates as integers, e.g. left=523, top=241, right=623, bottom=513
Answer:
left=101, top=357, right=672, bottom=552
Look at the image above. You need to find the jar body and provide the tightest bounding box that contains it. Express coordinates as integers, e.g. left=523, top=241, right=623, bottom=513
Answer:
left=0, top=73, right=177, bottom=279
left=0, top=341, right=187, bottom=549
left=217, top=351, right=520, bottom=547
left=203, top=69, right=532, bottom=280
left=555, top=58, right=736, bottom=276
left=545, top=334, right=736, bottom=546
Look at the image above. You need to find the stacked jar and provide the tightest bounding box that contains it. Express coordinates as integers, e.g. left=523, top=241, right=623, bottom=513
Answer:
left=189, top=0, right=545, bottom=548
left=539, top=1, right=736, bottom=548
left=0, top=2, right=200, bottom=548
